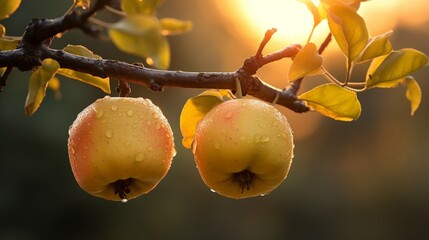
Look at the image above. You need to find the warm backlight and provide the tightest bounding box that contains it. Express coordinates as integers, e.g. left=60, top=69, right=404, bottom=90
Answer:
left=216, top=0, right=323, bottom=46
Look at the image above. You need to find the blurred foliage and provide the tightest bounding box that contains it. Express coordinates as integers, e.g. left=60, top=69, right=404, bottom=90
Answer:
left=1, top=0, right=429, bottom=239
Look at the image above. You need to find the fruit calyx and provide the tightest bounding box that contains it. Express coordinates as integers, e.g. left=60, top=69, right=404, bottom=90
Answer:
left=112, top=178, right=133, bottom=202
left=233, top=170, right=254, bottom=193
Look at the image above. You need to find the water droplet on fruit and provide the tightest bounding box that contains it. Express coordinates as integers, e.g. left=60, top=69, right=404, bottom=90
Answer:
left=260, top=193, right=266, bottom=197
left=135, top=153, right=144, bottom=162
left=121, top=198, right=128, bottom=203
left=210, top=189, right=216, bottom=193
left=214, top=142, right=220, bottom=149
left=105, top=129, right=113, bottom=138
left=260, top=136, right=270, bottom=143
left=225, top=112, right=232, bottom=119
left=111, top=105, right=118, bottom=111
left=253, top=134, right=261, bottom=143
left=96, top=110, right=104, bottom=119
left=152, top=112, right=159, bottom=119
left=155, top=122, right=161, bottom=129
left=146, top=120, right=152, bottom=126
left=126, top=109, right=134, bottom=117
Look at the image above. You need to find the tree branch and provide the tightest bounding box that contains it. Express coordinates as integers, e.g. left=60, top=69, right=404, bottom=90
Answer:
left=0, top=0, right=310, bottom=113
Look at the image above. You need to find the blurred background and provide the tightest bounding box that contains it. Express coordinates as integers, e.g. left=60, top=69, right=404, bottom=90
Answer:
left=1, top=0, right=429, bottom=239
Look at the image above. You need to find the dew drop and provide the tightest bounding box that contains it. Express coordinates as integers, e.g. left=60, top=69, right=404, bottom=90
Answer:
left=111, top=105, right=118, bottom=111
left=254, top=134, right=261, bottom=143
left=260, top=193, right=266, bottom=197
left=210, top=189, right=216, bottom=193
left=126, top=109, right=134, bottom=117
left=105, top=129, right=113, bottom=138
left=96, top=110, right=104, bottom=119
left=135, top=153, right=144, bottom=162
left=152, top=112, right=159, bottom=119
left=225, top=112, right=233, bottom=119
left=146, top=120, right=152, bottom=126
left=260, top=136, right=270, bottom=143
left=155, top=122, right=161, bottom=130
left=121, top=198, right=128, bottom=203
left=214, top=142, right=220, bottom=150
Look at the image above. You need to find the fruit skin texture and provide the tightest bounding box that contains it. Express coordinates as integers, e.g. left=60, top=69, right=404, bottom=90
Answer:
left=68, top=96, right=175, bottom=201
left=193, top=98, right=294, bottom=199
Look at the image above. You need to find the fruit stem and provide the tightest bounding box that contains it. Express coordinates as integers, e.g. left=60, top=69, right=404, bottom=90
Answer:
left=233, top=170, right=254, bottom=193
left=112, top=178, right=133, bottom=202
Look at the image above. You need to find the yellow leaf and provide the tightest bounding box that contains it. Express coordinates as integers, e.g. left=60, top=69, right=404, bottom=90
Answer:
left=159, top=18, right=192, bottom=35
left=298, top=0, right=323, bottom=27
left=289, top=43, right=324, bottom=82
left=25, top=59, right=60, bottom=115
left=74, top=0, right=90, bottom=9
left=121, top=0, right=163, bottom=16
left=0, top=0, right=21, bottom=20
left=109, top=15, right=170, bottom=69
left=366, top=49, right=429, bottom=88
left=327, top=5, right=369, bottom=63
left=47, top=77, right=62, bottom=100
left=299, top=83, right=361, bottom=121
left=405, top=76, right=421, bottom=116
left=180, top=90, right=225, bottom=149
left=357, top=30, right=393, bottom=63
left=59, top=45, right=111, bottom=94
left=0, top=24, right=20, bottom=50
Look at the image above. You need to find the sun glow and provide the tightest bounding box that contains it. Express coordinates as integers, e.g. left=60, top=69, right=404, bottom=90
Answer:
left=216, top=0, right=325, bottom=47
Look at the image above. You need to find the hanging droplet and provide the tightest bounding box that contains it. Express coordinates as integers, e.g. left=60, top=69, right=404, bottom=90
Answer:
left=121, top=198, right=128, bottom=203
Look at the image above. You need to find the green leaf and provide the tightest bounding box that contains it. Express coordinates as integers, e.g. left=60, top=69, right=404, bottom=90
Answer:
left=0, top=0, right=21, bottom=20
left=59, top=45, right=111, bottom=94
left=357, top=30, right=393, bottom=63
left=327, top=5, right=369, bottom=63
left=366, top=49, right=429, bottom=88
left=25, top=59, right=60, bottom=116
left=159, top=18, right=193, bottom=35
left=405, top=76, right=421, bottom=116
left=109, top=15, right=170, bottom=69
left=121, top=0, right=163, bottom=16
left=299, top=83, right=361, bottom=121
left=180, top=90, right=225, bottom=149
left=289, top=43, right=324, bottom=82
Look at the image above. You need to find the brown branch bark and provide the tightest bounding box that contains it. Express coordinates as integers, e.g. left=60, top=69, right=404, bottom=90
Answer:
left=0, top=0, right=310, bottom=113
